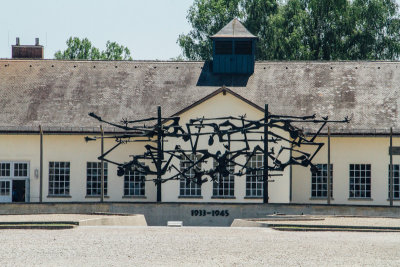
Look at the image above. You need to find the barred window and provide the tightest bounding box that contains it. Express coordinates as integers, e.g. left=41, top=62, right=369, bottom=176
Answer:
left=311, top=164, right=333, bottom=198
left=49, top=162, right=70, bottom=196
left=388, top=165, right=400, bottom=199
left=179, top=154, right=202, bottom=197
left=86, top=162, right=108, bottom=196
left=246, top=154, right=263, bottom=197
left=124, top=169, right=145, bottom=196
left=212, top=158, right=234, bottom=197
left=349, top=164, right=371, bottom=198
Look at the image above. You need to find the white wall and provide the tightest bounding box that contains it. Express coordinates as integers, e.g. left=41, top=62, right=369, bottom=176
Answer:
left=292, top=136, right=399, bottom=206
left=0, top=135, right=39, bottom=201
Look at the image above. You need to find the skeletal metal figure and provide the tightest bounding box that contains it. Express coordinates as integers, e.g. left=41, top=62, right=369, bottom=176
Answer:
left=86, top=106, right=349, bottom=202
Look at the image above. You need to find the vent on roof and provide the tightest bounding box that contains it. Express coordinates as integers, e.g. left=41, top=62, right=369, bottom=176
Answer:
left=210, top=19, right=257, bottom=74
left=12, top=37, right=43, bottom=59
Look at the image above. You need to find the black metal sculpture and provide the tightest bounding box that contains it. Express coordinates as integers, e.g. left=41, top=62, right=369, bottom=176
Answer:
left=86, top=104, right=349, bottom=203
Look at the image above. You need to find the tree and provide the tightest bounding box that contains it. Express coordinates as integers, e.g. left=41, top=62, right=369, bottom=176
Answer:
left=177, top=0, right=243, bottom=60
left=54, top=37, right=101, bottom=60
left=178, top=0, right=400, bottom=60
left=54, top=37, right=132, bottom=60
left=100, top=41, right=132, bottom=60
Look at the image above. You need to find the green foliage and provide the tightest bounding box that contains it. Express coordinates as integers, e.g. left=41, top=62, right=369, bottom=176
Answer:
left=177, top=0, right=243, bottom=60
left=178, top=0, right=400, bottom=60
left=54, top=37, right=132, bottom=60
left=101, top=41, right=132, bottom=60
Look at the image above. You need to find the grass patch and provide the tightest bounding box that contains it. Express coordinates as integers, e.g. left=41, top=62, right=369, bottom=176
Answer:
left=0, top=223, right=76, bottom=230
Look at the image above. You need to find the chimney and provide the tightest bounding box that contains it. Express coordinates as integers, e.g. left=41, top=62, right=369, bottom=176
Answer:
left=12, top=37, right=44, bottom=59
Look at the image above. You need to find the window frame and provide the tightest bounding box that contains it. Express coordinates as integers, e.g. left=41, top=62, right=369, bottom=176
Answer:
left=245, top=154, right=263, bottom=197
left=179, top=154, right=202, bottom=197
left=124, top=169, right=145, bottom=197
left=311, top=164, right=333, bottom=198
left=388, top=164, right=400, bottom=199
left=349, top=164, right=371, bottom=199
left=48, top=161, right=70, bottom=196
left=0, top=161, right=29, bottom=179
left=86, top=162, right=108, bottom=197
left=212, top=158, right=235, bottom=197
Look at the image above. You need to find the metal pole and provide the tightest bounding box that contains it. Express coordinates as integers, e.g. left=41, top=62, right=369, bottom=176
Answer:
left=100, top=125, right=104, bottom=203
left=289, top=143, right=293, bottom=203
left=39, top=125, right=43, bottom=203
left=156, top=106, right=162, bottom=202
left=263, top=104, right=269, bottom=203
left=390, top=127, right=393, bottom=206
left=327, top=127, right=331, bottom=205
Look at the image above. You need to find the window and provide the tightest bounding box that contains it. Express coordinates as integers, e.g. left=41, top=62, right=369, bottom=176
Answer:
left=86, top=162, right=108, bottom=196
left=349, top=164, right=371, bottom=198
left=124, top=169, right=145, bottom=196
left=0, top=181, right=10, bottom=196
left=235, top=41, right=252, bottom=55
left=0, top=163, right=11, bottom=177
left=212, top=158, right=234, bottom=197
left=49, top=162, right=70, bottom=196
left=179, top=154, right=202, bottom=197
left=0, top=162, right=28, bottom=178
left=14, top=163, right=28, bottom=177
left=388, top=165, right=400, bottom=199
left=215, top=41, right=233, bottom=55
left=246, top=154, right=263, bottom=197
left=311, top=164, right=333, bottom=198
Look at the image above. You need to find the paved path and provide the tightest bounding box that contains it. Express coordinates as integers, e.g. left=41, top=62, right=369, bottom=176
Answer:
left=0, top=226, right=400, bottom=266
left=254, top=215, right=400, bottom=228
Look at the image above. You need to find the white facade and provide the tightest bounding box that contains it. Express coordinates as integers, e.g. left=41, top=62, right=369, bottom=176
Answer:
left=0, top=90, right=398, bottom=206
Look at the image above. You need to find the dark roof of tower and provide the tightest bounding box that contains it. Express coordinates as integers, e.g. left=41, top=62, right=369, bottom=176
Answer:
left=211, top=18, right=257, bottom=39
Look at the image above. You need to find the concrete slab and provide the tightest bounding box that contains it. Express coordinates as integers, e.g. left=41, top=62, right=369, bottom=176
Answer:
left=232, top=215, right=400, bottom=231
left=0, top=214, right=147, bottom=226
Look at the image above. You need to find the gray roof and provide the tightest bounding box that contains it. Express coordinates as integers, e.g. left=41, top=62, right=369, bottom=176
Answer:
left=0, top=59, right=399, bottom=134
left=211, top=19, right=257, bottom=39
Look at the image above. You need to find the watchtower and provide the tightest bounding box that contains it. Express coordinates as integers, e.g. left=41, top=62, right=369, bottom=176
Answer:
left=211, top=19, right=257, bottom=74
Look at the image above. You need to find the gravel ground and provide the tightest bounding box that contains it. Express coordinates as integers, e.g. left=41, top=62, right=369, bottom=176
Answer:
left=0, top=226, right=399, bottom=267
left=256, top=216, right=400, bottom=227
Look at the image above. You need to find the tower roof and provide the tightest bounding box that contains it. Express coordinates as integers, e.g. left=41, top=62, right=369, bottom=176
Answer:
left=211, top=18, right=257, bottom=39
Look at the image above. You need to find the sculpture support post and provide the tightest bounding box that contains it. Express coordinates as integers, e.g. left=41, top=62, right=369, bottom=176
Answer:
left=327, top=127, right=331, bottom=205
left=263, top=104, right=269, bottom=203
left=390, top=127, right=393, bottom=207
left=157, top=106, right=162, bottom=202
left=39, top=125, right=43, bottom=203
left=100, top=125, right=104, bottom=203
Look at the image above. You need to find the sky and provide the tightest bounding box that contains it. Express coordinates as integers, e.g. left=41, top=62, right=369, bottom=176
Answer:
left=0, top=0, right=193, bottom=60
left=2, top=0, right=400, bottom=60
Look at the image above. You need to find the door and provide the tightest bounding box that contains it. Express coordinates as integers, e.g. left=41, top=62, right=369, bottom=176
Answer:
left=0, top=180, right=11, bottom=202
left=0, top=161, right=29, bottom=203
left=12, top=180, right=25, bottom=202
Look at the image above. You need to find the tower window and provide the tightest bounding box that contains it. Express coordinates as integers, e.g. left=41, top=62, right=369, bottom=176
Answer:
left=235, top=41, right=252, bottom=55
left=215, top=41, right=233, bottom=55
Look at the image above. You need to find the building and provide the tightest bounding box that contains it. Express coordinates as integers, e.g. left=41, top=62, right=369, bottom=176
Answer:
left=1, top=20, right=399, bottom=206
